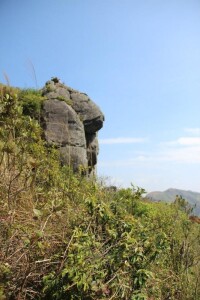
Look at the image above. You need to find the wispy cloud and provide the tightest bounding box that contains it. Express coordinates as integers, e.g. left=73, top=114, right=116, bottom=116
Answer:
left=161, top=128, right=200, bottom=147
left=177, top=137, right=200, bottom=146
left=99, top=145, right=200, bottom=167
left=99, top=129, right=200, bottom=170
left=184, top=128, right=200, bottom=135
left=98, top=129, right=200, bottom=191
left=99, top=137, right=147, bottom=145
left=165, top=137, right=200, bottom=146
left=158, top=146, right=200, bottom=163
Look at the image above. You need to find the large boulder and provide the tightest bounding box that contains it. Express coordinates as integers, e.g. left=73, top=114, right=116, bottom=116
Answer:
left=42, top=78, right=104, bottom=173
left=70, top=92, right=104, bottom=133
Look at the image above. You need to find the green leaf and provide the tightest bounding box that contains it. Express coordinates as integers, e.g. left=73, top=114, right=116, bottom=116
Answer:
left=33, top=208, right=43, bottom=218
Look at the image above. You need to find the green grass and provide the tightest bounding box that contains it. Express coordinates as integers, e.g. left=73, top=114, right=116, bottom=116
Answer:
left=0, top=85, right=200, bottom=300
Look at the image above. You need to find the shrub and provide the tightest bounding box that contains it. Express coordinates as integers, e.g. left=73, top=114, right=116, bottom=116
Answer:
left=0, top=86, right=200, bottom=299
left=18, top=88, right=45, bottom=120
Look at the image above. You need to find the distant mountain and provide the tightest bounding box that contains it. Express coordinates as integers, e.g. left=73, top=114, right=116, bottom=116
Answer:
left=147, top=188, right=200, bottom=216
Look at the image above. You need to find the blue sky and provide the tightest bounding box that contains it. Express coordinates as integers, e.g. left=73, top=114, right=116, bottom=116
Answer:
left=1, top=0, right=200, bottom=192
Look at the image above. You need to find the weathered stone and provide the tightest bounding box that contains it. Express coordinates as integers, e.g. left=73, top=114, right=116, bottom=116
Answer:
left=86, top=133, right=99, bottom=167
left=42, top=99, right=86, bottom=148
left=70, top=92, right=104, bottom=133
left=42, top=81, right=71, bottom=100
left=59, top=145, right=88, bottom=171
left=41, top=78, right=104, bottom=174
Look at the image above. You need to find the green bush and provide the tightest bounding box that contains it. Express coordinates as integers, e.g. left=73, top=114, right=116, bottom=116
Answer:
left=18, top=88, right=45, bottom=120
left=0, top=86, right=200, bottom=299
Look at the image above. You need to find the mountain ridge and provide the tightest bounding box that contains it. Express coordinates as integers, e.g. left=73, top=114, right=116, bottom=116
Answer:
left=147, top=188, right=200, bottom=215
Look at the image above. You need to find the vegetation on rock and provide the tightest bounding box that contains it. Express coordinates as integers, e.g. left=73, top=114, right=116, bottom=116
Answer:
left=0, top=85, right=200, bottom=299
left=18, top=88, right=46, bottom=120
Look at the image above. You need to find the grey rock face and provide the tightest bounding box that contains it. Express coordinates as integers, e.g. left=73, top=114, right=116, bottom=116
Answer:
left=42, top=78, right=104, bottom=173
left=43, top=100, right=86, bottom=147
left=59, top=146, right=88, bottom=172
left=70, top=92, right=104, bottom=133
left=42, top=80, right=71, bottom=100
left=86, top=133, right=99, bottom=168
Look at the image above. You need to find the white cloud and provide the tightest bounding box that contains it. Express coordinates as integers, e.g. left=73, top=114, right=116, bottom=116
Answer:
left=99, top=137, right=147, bottom=145
left=177, top=137, right=200, bottom=146
left=159, top=146, right=200, bottom=163
left=99, top=145, right=200, bottom=167
left=162, top=137, right=200, bottom=147
left=98, top=129, right=200, bottom=191
left=184, top=128, right=200, bottom=135
left=99, top=130, right=200, bottom=170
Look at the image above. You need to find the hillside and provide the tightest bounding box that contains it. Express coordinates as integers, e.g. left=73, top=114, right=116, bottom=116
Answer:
left=1, top=84, right=200, bottom=300
left=147, top=188, right=200, bottom=215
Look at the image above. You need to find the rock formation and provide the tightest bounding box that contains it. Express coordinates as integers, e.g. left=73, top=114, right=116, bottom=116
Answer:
left=41, top=78, right=104, bottom=174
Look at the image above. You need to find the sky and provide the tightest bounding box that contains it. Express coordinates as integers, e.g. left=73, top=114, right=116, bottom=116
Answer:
left=1, top=0, right=200, bottom=192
